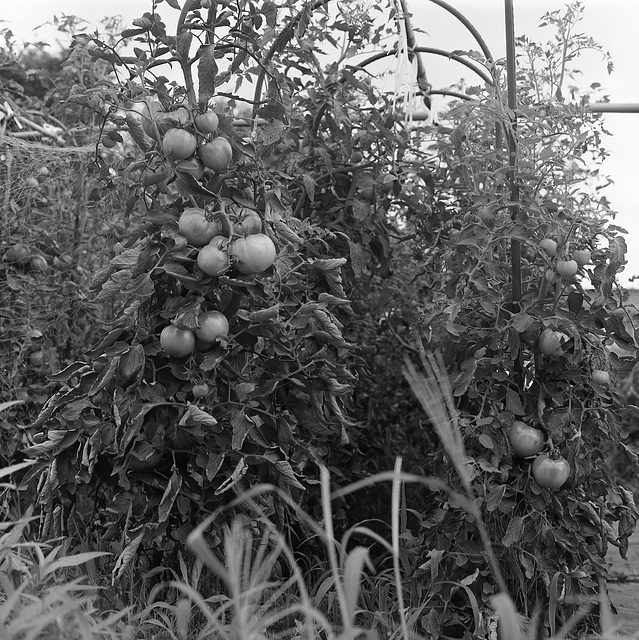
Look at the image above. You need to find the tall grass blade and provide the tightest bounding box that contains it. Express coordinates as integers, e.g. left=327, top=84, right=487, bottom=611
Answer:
left=491, top=593, right=523, bottom=640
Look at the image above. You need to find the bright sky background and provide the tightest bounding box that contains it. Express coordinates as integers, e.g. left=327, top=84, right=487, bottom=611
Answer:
left=3, top=0, right=639, bottom=284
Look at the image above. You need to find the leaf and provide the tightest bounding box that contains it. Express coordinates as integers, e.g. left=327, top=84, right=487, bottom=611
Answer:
left=502, top=516, right=525, bottom=547
left=486, top=484, right=506, bottom=512
left=214, top=457, right=248, bottom=495
left=179, top=405, right=221, bottom=432
left=158, top=468, right=183, bottom=524
left=42, top=551, right=110, bottom=578
left=126, top=112, right=151, bottom=152
left=112, top=528, right=145, bottom=583
left=342, top=547, right=373, bottom=623
left=47, top=361, right=91, bottom=382
left=567, top=291, right=583, bottom=315
left=231, top=410, right=254, bottom=450
left=198, top=44, right=218, bottom=103
left=452, top=358, right=477, bottom=396
left=505, top=389, right=525, bottom=415
left=511, top=312, right=534, bottom=333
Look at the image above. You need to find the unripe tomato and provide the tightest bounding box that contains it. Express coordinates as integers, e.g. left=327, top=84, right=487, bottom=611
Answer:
left=230, top=233, right=277, bottom=274
left=572, top=248, right=592, bottom=266
left=198, top=137, right=233, bottom=172
left=591, top=369, right=611, bottom=385
left=359, top=186, right=376, bottom=204
left=532, top=453, right=570, bottom=489
left=508, top=421, right=546, bottom=457
left=538, top=328, right=567, bottom=357
left=378, top=173, right=397, bottom=194
left=194, top=111, right=219, bottom=135
left=545, top=268, right=561, bottom=284
left=235, top=209, right=262, bottom=236
left=539, top=238, right=557, bottom=257
left=197, top=238, right=230, bottom=276
left=350, top=150, right=363, bottom=163
left=162, top=128, right=197, bottom=160
left=555, top=259, right=578, bottom=278
left=30, top=255, right=49, bottom=271
left=194, top=310, right=229, bottom=344
left=178, top=208, right=221, bottom=247
left=160, top=325, right=196, bottom=357
left=192, top=383, right=210, bottom=398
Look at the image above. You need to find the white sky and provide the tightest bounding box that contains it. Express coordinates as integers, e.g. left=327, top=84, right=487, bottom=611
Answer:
left=3, top=0, right=639, bottom=284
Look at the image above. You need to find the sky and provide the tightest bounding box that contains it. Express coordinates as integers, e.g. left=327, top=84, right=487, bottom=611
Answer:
left=3, top=0, right=639, bottom=284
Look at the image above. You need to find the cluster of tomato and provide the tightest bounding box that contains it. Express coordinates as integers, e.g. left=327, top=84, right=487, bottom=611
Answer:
left=140, top=101, right=233, bottom=178
left=159, top=207, right=277, bottom=364
left=507, top=420, right=571, bottom=489
left=539, top=237, right=592, bottom=284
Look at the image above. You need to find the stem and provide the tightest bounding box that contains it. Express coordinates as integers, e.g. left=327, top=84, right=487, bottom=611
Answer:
left=176, top=0, right=199, bottom=107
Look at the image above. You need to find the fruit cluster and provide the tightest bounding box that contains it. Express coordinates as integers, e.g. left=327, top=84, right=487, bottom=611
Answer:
left=159, top=206, right=277, bottom=359
left=140, top=101, right=233, bottom=178
left=507, top=420, right=570, bottom=489
left=539, top=237, right=592, bottom=283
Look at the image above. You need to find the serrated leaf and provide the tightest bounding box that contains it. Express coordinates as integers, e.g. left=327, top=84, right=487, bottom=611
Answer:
left=47, top=361, right=91, bottom=382
left=179, top=405, right=220, bottom=431
left=505, top=389, right=525, bottom=415
left=502, top=516, right=525, bottom=547
left=512, top=312, right=534, bottom=333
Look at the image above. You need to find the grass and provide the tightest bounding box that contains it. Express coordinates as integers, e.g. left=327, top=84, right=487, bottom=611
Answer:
left=0, top=359, right=637, bottom=639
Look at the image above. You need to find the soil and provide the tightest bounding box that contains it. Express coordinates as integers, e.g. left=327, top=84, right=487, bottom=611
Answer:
left=607, top=527, right=639, bottom=636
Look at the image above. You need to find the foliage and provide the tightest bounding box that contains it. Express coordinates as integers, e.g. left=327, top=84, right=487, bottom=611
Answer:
left=401, top=3, right=639, bottom=636
left=10, top=0, right=639, bottom=636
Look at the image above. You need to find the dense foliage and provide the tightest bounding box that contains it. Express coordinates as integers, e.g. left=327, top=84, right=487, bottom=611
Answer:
left=1, top=0, right=637, bottom=636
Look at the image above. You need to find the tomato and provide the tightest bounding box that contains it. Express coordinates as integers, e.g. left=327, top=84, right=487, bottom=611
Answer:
left=195, top=111, right=219, bottom=134
left=538, top=238, right=557, bottom=257
left=555, top=259, right=578, bottom=278
left=235, top=209, right=262, bottom=236
left=162, top=128, right=197, bottom=160
left=192, top=383, right=210, bottom=398
left=544, top=268, right=561, bottom=284
left=538, top=328, right=567, bottom=357
left=359, top=186, right=376, bottom=204
left=4, top=243, right=31, bottom=265
left=160, top=325, right=196, bottom=357
left=508, top=421, right=546, bottom=457
left=30, top=255, right=48, bottom=271
left=378, top=173, right=396, bottom=194
left=140, top=100, right=165, bottom=139
left=350, top=150, right=363, bottom=163
left=176, top=157, right=205, bottom=180
left=194, top=310, right=229, bottom=344
left=532, top=453, right=570, bottom=489
left=198, top=137, right=233, bottom=172
left=572, top=248, right=592, bottom=266
left=591, top=369, right=611, bottom=385
left=230, top=233, right=277, bottom=274
left=197, top=238, right=230, bottom=276
left=178, top=208, right=221, bottom=247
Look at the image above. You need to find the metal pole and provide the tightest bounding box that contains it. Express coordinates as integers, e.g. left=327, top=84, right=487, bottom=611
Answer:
left=586, top=103, right=639, bottom=113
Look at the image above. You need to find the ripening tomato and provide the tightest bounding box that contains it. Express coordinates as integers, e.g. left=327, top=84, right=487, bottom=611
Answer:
left=555, top=259, right=578, bottom=278
left=162, top=128, right=197, bottom=160
left=591, top=369, right=611, bottom=385
left=230, top=233, right=277, bottom=274
left=198, top=137, right=233, bottom=172
left=532, top=453, right=570, bottom=489
left=160, top=325, right=196, bottom=357
left=178, top=208, right=221, bottom=247
left=194, top=310, right=229, bottom=344
left=538, top=328, right=567, bottom=357
left=194, top=111, right=219, bottom=135
left=359, top=186, right=376, bottom=204
left=508, top=421, right=546, bottom=457
left=539, top=238, right=558, bottom=257
left=572, top=248, right=592, bottom=266
left=197, top=238, right=230, bottom=276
